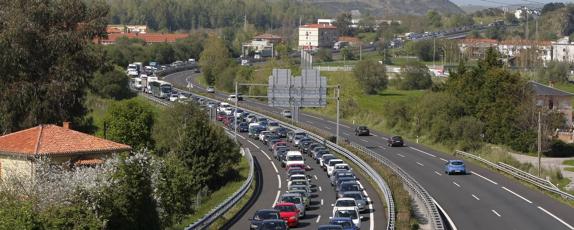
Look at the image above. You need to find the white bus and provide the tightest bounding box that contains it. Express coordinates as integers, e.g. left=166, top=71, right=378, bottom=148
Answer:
left=149, top=80, right=172, bottom=99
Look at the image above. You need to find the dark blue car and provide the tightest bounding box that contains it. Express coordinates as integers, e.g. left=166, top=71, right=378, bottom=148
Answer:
left=250, top=209, right=281, bottom=229
left=329, top=217, right=358, bottom=230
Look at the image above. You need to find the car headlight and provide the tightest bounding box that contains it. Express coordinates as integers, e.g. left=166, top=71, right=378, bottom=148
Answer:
left=289, top=216, right=297, bottom=221
left=250, top=224, right=258, bottom=229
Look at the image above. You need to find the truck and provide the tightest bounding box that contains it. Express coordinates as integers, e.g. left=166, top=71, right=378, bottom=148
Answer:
left=133, top=62, right=143, bottom=74
left=127, top=64, right=139, bottom=77
left=145, top=76, right=158, bottom=93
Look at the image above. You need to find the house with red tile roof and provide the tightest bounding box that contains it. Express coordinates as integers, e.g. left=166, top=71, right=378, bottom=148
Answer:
left=95, top=32, right=189, bottom=45
left=0, top=122, right=131, bottom=180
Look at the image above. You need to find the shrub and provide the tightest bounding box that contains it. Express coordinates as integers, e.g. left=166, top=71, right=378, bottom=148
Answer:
left=545, top=139, right=574, bottom=157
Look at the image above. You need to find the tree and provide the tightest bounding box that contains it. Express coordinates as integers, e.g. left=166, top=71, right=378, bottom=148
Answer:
left=536, top=61, right=570, bottom=83
left=0, top=0, right=108, bottom=133
left=341, top=47, right=355, bottom=61
left=505, top=13, right=519, bottom=25
left=353, top=59, right=388, bottom=94
left=153, top=103, right=240, bottom=190
left=542, top=3, right=565, bottom=15
left=91, top=68, right=134, bottom=100
left=398, top=61, right=433, bottom=90
left=315, top=48, right=333, bottom=62
left=199, top=35, right=230, bottom=85
left=103, top=99, right=155, bottom=150
left=334, top=12, right=354, bottom=36
left=427, top=11, right=443, bottom=28
left=406, top=40, right=438, bottom=62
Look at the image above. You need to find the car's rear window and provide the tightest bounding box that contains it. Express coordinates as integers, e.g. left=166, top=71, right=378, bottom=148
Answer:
left=274, top=205, right=296, bottom=212
left=451, top=161, right=464, bottom=165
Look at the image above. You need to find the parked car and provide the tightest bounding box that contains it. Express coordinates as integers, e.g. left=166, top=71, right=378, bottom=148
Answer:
left=354, top=126, right=370, bottom=136
left=206, top=86, right=215, bottom=93
left=249, top=209, right=280, bottom=230
left=445, top=160, right=467, bottom=175
left=273, top=202, right=299, bottom=227
left=387, top=136, right=404, bottom=147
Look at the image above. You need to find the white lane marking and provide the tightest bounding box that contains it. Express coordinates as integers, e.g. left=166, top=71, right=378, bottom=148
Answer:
left=324, top=126, right=331, bottom=130
left=502, top=187, right=532, bottom=204
left=379, top=146, right=386, bottom=149
left=277, top=175, right=281, bottom=189
left=492, top=210, right=501, bottom=217
left=372, top=134, right=378, bottom=137
left=434, top=171, right=442, bottom=176
left=274, top=190, right=281, bottom=205
left=453, top=181, right=461, bottom=187
left=261, top=149, right=271, bottom=160
left=382, top=136, right=389, bottom=140
left=361, top=139, right=369, bottom=143
left=314, top=175, right=318, bottom=180
left=271, top=161, right=278, bottom=173
left=397, top=154, right=406, bottom=158
left=433, top=198, right=458, bottom=230
left=537, top=206, right=574, bottom=230
left=344, top=133, right=351, bottom=136
left=472, top=171, right=499, bottom=185
left=316, top=215, right=321, bottom=223
left=321, top=199, right=324, bottom=206
left=247, top=140, right=257, bottom=146
left=409, top=146, right=436, bottom=157
left=367, top=195, right=374, bottom=230
left=327, top=120, right=351, bottom=128
left=308, top=121, right=314, bottom=124
left=472, top=194, right=480, bottom=201
left=319, top=186, right=322, bottom=192
left=440, top=158, right=448, bottom=162
left=239, top=135, right=246, bottom=140
left=416, top=162, right=424, bottom=166
left=303, top=114, right=322, bottom=120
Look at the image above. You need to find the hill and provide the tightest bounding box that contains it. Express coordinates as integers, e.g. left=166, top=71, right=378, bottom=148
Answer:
left=306, top=0, right=464, bottom=16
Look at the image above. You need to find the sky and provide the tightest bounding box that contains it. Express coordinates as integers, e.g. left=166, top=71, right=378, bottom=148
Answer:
left=451, top=0, right=574, bottom=7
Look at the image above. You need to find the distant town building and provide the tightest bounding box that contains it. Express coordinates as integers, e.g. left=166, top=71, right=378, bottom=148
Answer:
left=529, top=81, right=574, bottom=143
left=107, top=25, right=148, bottom=34
left=514, top=6, right=540, bottom=20
left=317, top=19, right=336, bottom=26
left=242, top=33, right=283, bottom=59
left=459, top=38, right=552, bottom=63
left=298, top=24, right=338, bottom=50
left=95, top=33, right=189, bottom=45
left=0, top=123, right=131, bottom=181
left=551, top=37, right=574, bottom=63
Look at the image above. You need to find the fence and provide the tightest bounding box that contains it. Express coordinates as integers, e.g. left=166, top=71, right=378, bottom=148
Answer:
left=456, top=150, right=574, bottom=200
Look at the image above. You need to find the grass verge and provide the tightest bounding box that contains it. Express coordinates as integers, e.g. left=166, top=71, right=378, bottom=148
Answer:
left=565, top=167, right=574, bottom=173
left=563, top=160, right=574, bottom=167
left=209, top=173, right=256, bottom=229
left=169, top=156, right=250, bottom=229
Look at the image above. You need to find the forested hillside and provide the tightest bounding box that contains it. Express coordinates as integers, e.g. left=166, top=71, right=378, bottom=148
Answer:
left=103, top=0, right=324, bottom=31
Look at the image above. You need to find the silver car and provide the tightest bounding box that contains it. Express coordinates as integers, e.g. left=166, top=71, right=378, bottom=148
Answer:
left=343, top=191, right=368, bottom=212
left=280, top=193, right=306, bottom=217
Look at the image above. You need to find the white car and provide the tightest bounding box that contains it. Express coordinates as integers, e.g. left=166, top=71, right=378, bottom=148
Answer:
left=331, top=198, right=359, bottom=217
left=288, top=174, right=308, bottom=182
left=320, top=154, right=335, bottom=168
left=169, top=93, right=179, bottom=102
left=258, top=131, right=271, bottom=142
left=281, top=110, right=292, bottom=118
left=206, top=86, right=215, bottom=93
left=285, top=151, right=305, bottom=168
left=332, top=206, right=362, bottom=229
left=334, top=163, right=351, bottom=172
left=287, top=179, right=311, bottom=192
left=327, top=159, right=345, bottom=176
left=227, top=94, right=237, bottom=102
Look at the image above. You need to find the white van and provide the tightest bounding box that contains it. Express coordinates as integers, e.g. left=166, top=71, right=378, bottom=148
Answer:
left=286, top=151, right=304, bottom=167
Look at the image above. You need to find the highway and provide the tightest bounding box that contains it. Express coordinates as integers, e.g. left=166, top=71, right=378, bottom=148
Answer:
left=164, top=70, right=574, bottom=230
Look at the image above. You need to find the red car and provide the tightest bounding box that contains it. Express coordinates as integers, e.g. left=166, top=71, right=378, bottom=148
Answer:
left=216, top=112, right=227, bottom=121
left=272, top=141, right=288, bottom=151
left=286, top=163, right=311, bottom=171
left=273, top=202, right=299, bottom=227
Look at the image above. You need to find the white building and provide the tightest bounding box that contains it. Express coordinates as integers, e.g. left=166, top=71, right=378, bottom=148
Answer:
left=298, top=24, right=338, bottom=50
left=515, top=6, right=540, bottom=20
left=317, top=19, right=336, bottom=26
left=552, top=37, right=574, bottom=63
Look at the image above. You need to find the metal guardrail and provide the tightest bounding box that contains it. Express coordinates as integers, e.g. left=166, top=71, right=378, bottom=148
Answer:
left=168, top=87, right=397, bottom=230
left=456, top=150, right=574, bottom=200
left=351, top=143, right=445, bottom=230
left=186, top=148, right=254, bottom=230
left=155, top=62, right=198, bottom=77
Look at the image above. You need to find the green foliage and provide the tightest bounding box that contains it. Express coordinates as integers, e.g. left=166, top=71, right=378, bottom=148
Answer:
left=105, top=0, right=323, bottom=31
left=315, top=48, right=333, bottom=62
left=91, top=68, right=134, bottom=100
left=405, top=40, right=438, bottom=62
left=426, top=10, right=442, bottom=28
left=505, top=13, right=519, bottom=25
left=536, top=61, right=571, bottom=83
left=0, top=0, right=108, bottom=133
left=545, top=140, right=574, bottom=157
left=200, top=35, right=231, bottom=85
left=38, top=202, right=103, bottom=229
left=398, top=61, right=432, bottom=90
left=353, top=59, right=388, bottom=94
left=444, top=14, right=474, bottom=28
left=341, top=47, right=356, bottom=61
left=0, top=192, right=39, bottom=229
left=153, top=103, right=240, bottom=190
left=97, top=154, right=161, bottom=230
left=335, top=12, right=355, bottom=36
left=103, top=99, right=155, bottom=150
left=542, top=3, right=566, bottom=15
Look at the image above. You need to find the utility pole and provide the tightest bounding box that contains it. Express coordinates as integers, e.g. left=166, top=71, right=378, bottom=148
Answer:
left=336, top=85, right=340, bottom=145
left=234, top=81, right=238, bottom=142
left=433, top=37, right=436, bottom=68
left=538, top=111, right=542, bottom=177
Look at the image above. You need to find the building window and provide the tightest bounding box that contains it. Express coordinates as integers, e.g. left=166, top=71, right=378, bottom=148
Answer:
left=549, top=99, right=554, bottom=110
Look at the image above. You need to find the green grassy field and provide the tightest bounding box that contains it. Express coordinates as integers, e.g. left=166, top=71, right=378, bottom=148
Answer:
left=563, top=160, right=574, bottom=166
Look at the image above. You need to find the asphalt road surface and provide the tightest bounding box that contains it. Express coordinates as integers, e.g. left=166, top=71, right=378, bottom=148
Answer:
left=164, top=70, right=574, bottom=230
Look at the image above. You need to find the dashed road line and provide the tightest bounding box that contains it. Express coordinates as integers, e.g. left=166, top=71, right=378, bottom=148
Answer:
left=472, top=194, right=480, bottom=200
left=397, top=154, right=406, bottom=158
left=537, top=206, right=574, bottom=229
left=379, top=146, right=386, bottom=149
left=472, top=171, right=499, bottom=185
left=434, top=171, right=442, bottom=176
left=439, top=158, right=448, bottom=162
left=382, top=137, right=389, bottom=140
left=372, top=134, right=378, bottom=137
left=314, top=175, right=318, bottom=180
left=277, top=175, right=281, bottom=189
left=319, top=186, right=322, bottom=192
left=416, top=162, right=424, bottom=166
left=271, top=161, right=278, bottom=173
left=502, top=187, right=532, bottom=204
left=361, top=139, right=369, bottom=143
left=492, top=210, right=501, bottom=217
left=316, top=215, right=321, bottom=223
left=327, top=120, right=350, bottom=128
left=238, top=135, right=246, bottom=140
left=409, top=146, right=436, bottom=157
left=324, top=126, right=331, bottom=130
left=453, top=181, right=461, bottom=187
left=321, top=199, right=324, bottom=206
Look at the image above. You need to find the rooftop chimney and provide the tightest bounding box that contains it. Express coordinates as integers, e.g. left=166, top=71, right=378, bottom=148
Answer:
left=549, top=81, right=555, bottom=88
left=63, top=121, right=71, bottom=130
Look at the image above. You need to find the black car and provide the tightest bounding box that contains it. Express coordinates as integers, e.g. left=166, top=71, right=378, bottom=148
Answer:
left=259, top=219, right=288, bottom=230
left=250, top=209, right=281, bottom=229
left=274, top=127, right=288, bottom=138
left=238, top=122, right=249, bottom=132
left=354, top=126, right=370, bottom=136
left=387, top=136, right=404, bottom=147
